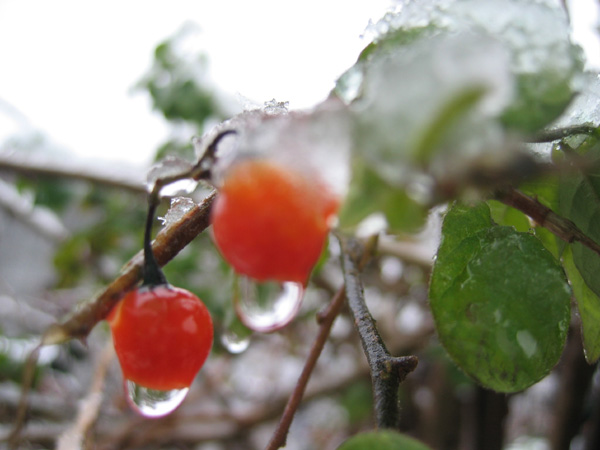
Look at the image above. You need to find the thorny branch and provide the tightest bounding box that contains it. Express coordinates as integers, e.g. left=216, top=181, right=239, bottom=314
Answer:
left=338, top=234, right=419, bottom=429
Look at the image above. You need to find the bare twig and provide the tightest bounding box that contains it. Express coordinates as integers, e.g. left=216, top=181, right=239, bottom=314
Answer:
left=266, top=235, right=380, bottom=450
left=337, top=234, right=418, bottom=429
left=56, top=342, right=115, bottom=450
left=266, top=287, right=346, bottom=450
left=6, top=344, right=41, bottom=450
left=496, top=188, right=600, bottom=257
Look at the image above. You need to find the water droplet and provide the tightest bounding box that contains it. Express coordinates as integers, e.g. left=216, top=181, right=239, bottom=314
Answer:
left=221, top=310, right=253, bottom=354
left=234, top=277, right=304, bottom=333
left=124, top=379, right=189, bottom=418
left=221, top=330, right=251, bottom=354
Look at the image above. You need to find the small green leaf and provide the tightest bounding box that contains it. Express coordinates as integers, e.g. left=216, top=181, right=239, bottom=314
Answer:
left=430, top=202, right=571, bottom=392
left=337, top=430, right=433, bottom=450
left=563, top=247, right=600, bottom=363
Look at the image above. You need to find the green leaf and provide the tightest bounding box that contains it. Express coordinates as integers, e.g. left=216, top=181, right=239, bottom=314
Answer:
left=430, top=202, right=571, bottom=392
left=337, top=430, right=433, bottom=450
left=563, top=246, right=600, bottom=363
left=339, top=162, right=428, bottom=233
left=486, top=199, right=531, bottom=233
left=557, top=136, right=600, bottom=362
left=558, top=136, right=600, bottom=297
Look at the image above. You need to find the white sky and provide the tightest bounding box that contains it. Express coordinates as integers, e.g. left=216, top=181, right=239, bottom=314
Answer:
left=0, top=0, right=390, bottom=166
left=0, top=0, right=598, bottom=167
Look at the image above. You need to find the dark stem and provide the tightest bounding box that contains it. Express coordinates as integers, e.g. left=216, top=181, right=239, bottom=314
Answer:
left=142, top=195, right=167, bottom=287
left=337, top=234, right=418, bottom=429
left=191, top=129, right=238, bottom=180
left=495, top=188, right=600, bottom=257
left=528, top=125, right=599, bottom=143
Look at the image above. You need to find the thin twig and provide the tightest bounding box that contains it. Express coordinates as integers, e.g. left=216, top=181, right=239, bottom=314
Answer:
left=266, top=236, right=380, bottom=449
left=6, top=345, right=41, bottom=450
left=496, top=188, right=600, bottom=257
left=56, top=342, right=115, bottom=450
left=337, top=234, right=418, bottom=429
left=266, top=287, right=346, bottom=450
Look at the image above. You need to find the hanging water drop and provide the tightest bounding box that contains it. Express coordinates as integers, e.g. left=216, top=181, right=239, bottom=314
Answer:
left=234, top=277, right=304, bottom=333
left=124, top=379, right=189, bottom=418
left=221, top=330, right=251, bottom=354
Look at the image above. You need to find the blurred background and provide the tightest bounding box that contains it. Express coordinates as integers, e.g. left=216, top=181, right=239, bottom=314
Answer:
left=0, top=1, right=599, bottom=449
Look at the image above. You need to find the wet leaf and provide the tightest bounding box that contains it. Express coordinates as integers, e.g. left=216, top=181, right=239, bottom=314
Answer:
left=563, top=247, right=600, bottom=363
left=557, top=135, right=600, bottom=362
left=430, top=202, right=571, bottom=392
left=337, top=430, right=433, bottom=450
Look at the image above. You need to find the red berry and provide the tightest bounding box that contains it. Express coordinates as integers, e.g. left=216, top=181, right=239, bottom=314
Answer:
left=211, top=159, right=339, bottom=283
left=108, top=285, right=213, bottom=391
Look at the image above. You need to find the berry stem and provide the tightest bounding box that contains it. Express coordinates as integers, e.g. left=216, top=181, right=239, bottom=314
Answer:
left=142, top=195, right=168, bottom=287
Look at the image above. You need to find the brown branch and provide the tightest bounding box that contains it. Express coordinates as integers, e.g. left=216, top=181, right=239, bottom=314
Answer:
left=266, top=236, right=380, bottom=449
left=42, top=190, right=217, bottom=345
left=7, top=191, right=217, bottom=446
left=337, top=234, right=418, bottom=429
left=496, top=188, right=600, bottom=257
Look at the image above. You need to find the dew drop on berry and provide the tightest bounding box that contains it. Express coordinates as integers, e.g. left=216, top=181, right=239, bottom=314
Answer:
left=124, top=379, right=189, bottom=418
left=234, top=277, right=304, bottom=333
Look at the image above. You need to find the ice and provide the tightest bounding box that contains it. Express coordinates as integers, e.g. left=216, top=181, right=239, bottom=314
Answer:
left=262, top=98, right=289, bottom=115
left=347, top=0, right=581, bottom=184
left=211, top=97, right=352, bottom=198
left=146, top=156, right=196, bottom=196
left=159, top=196, right=196, bottom=227
left=555, top=72, right=600, bottom=126
left=354, top=31, right=511, bottom=184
